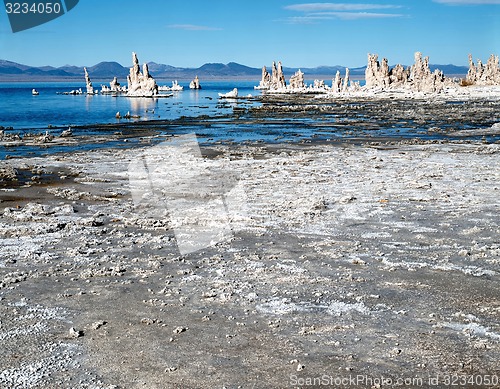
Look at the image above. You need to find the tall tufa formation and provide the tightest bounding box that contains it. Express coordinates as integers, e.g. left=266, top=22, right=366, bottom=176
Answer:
left=289, top=69, right=305, bottom=89
left=127, top=52, right=158, bottom=96
left=330, top=69, right=351, bottom=93
left=410, top=52, right=447, bottom=93
left=332, top=71, right=342, bottom=92
left=110, top=77, right=121, bottom=92
left=256, top=61, right=287, bottom=91
left=365, top=54, right=410, bottom=89
left=466, top=54, right=500, bottom=85
left=256, top=66, right=271, bottom=90
left=342, top=68, right=350, bottom=92
left=271, top=61, right=286, bottom=89
left=365, top=54, right=390, bottom=88
left=84, top=67, right=94, bottom=94
left=410, top=52, right=430, bottom=90
left=364, top=52, right=448, bottom=93
left=256, top=60, right=351, bottom=93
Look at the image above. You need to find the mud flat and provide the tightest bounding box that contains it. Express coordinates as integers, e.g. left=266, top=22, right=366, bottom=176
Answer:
left=1, top=100, right=500, bottom=387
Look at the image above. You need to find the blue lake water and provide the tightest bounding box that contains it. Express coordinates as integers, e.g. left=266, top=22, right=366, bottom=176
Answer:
left=1, top=80, right=497, bottom=160
left=0, top=80, right=259, bottom=130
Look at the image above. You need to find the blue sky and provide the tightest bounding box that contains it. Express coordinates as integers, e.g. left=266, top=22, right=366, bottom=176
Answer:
left=0, top=0, right=499, bottom=68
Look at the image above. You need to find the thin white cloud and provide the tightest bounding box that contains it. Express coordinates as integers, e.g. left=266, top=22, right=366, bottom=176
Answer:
left=288, top=12, right=403, bottom=23
left=167, top=24, right=222, bottom=31
left=283, top=2, right=405, bottom=23
left=434, top=0, right=500, bottom=3
left=285, top=3, right=402, bottom=11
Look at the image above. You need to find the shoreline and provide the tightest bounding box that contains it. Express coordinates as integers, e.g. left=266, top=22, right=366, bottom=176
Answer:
left=2, top=89, right=500, bottom=161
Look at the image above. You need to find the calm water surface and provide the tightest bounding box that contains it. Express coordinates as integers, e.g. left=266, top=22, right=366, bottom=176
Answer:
left=1, top=80, right=497, bottom=159
left=0, top=80, right=259, bottom=130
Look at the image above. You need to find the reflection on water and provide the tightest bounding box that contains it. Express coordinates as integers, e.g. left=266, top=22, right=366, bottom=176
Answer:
left=2, top=80, right=497, bottom=161
left=0, top=81, right=260, bottom=130
left=129, top=97, right=159, bottom=116
left=189, top=89, right=201, bottom=105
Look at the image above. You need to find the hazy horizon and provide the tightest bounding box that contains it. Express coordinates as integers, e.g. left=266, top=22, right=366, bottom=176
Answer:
left=0, top=54, right=476, bottom=71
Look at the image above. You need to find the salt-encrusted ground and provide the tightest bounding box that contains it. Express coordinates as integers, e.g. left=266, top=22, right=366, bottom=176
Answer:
left=0, top=136, right=499, bottom=388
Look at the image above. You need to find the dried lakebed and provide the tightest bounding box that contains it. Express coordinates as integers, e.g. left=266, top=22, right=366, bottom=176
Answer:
left=0, top=136, right=499, bottom=388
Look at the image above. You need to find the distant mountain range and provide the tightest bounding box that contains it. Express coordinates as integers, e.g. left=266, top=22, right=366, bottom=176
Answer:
left=0, top=59, right=469, bottom=81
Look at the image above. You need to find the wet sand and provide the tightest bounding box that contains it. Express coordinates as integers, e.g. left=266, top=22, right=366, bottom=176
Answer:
left=1, top=93, right=500, bottom=388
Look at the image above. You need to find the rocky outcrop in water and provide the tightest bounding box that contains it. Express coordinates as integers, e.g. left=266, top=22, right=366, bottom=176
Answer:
left=271, top=61, right=286, bottom=90
left=289, top=69, right=305, bottom=89
left=313, top=79, right=326, bottom=89
left=256, top=61, right=357, bottom=93
left=329, top=69, right=351, bottom=93
left=342, top=68, right=350, bottom=93
left=102, top=77, right=125, bottom=94
left=466, top=54, right=500, bottom=86
left=255, top=61, right=289, bottom=91
left=189, top=75, right=201, bottom=89
left=364, top=52, right=449, bottom=93
left=332, top=71, right=342, bottom=93
left=127, top=52, right=158, bottom=97
left=110, top=77, right=121, bottom=92
left=84, top=67, right=94, bottom=95
left=256, top=66, right=271, bottom=90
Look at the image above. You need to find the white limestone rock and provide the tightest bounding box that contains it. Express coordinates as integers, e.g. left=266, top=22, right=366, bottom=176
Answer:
left=313, top=79, right=326, bottom=89
left=189, top=75, right=201, bottom=89
left=365, top=54, right=390, bottom=88
left=332, top=71, right=342, bottom=93
left=256, top=61, right=331, bottom=93
left=171, top=80, right=183, bottom=91
left=365, top=53, right=408, bottom=89
left=110, top=77, right=121, bottom=92
left=389, top=64, right=408, bottom=86
left=255, top=61, right=289, bottom=91
left=410, top=52, right=431, bottom=91
left=271, top=61, right=286, bottom=90
left=466, top=54, right=500, bottom=86
left=84, top=67, right=94, bottom=95
left=289, top=69, right=305, bottom=89
left=342, top=68, right=350, bottom=93
left=127, top=52, right=158, bottom=97
left=68, top=327, right=83, bottom=338
left=364, top=51, right=450, bottom=93
left=101, top=77, right=125, bottom=94
left=256, top=66, right=271, bottom=90
left=409, top=52, right=449, bottom=93
left=218, top=88, right=238, bottom=98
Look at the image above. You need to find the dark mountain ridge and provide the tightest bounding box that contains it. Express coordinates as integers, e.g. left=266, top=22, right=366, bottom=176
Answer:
left=0, top=59, right=469, bottom=81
